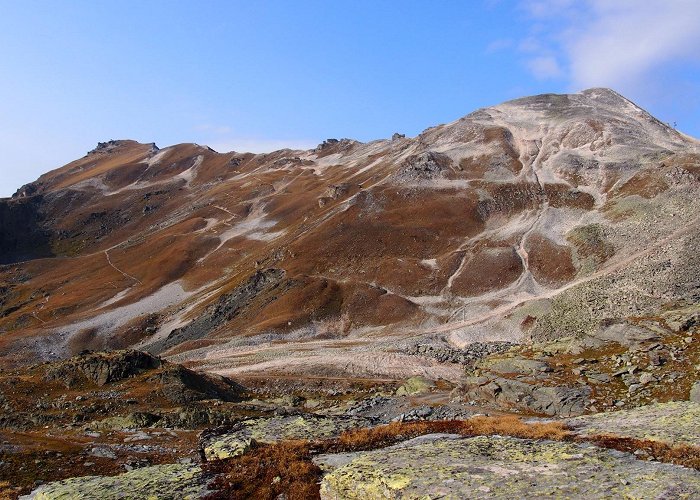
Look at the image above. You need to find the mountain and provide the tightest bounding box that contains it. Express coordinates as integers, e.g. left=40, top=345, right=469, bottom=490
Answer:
left=1, top=88, right=699, bottom=387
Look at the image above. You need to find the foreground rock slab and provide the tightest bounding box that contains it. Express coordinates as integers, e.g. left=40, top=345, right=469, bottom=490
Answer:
left=22, top=464, right=209, bottom=500
left=568, top=401, right=700, bottom=447
left=202, top=414, right=368, bottom=460
left=319, top=434, right=700, bottom=499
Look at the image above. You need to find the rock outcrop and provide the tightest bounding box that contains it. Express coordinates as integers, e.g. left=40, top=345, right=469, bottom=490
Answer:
left=318, top=434, right=700, bottom=499
left=568, top=401, right=700, bottom=447
left=23, top=464, right=210, bottom=500
left=44, top=350, right=162, bottom=387
left=201, top=414, right=368, bottom=460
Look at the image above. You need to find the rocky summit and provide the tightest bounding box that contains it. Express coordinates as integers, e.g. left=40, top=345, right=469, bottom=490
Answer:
left=1, top=89, right=700, bottom=499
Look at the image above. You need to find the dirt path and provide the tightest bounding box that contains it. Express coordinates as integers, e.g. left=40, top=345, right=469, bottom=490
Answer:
left=104, top=250, right=142, bottom=285
left=424, top=214, right=700, bottom=335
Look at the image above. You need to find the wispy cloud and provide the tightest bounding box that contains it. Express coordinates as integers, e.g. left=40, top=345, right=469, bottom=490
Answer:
left=527, top=56, right=563, bottom=80
left=485, top=38, right=514, bottom=53
left=517, top=0, right=700, bottom=90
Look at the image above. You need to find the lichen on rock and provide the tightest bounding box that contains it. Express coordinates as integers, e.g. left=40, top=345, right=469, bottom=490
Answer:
left=319, top=434, right=700, bottom=499
left=568, top=401, right=700, bottom=447
left=23, top=464, right=209, bottom=500
left=202, top=415, right=367, bottom=460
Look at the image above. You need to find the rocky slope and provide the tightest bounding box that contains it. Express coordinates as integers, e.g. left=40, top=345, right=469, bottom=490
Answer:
left=2, top=88, right=700, bottom=497
left=0, top=348, right=698, bottom=498
left=1, top=89, right=699, bottom=389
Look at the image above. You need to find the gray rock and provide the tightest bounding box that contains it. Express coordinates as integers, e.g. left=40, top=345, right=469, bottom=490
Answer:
left=319, top=435, right=700, bottom=499
left=568, top=401, right=700, bottom=446
left=479, top=357, right=552, bottom=377
left=460, top=375, right=591, bottom=416
left=89, top=447, right=117, bottom=459
left=690, top=381, right=700, bottom=403
left=395, top=151, right=453, bottom=181
left=44, top=350, right=161, bottom=388
left=589, top=323, right=661, bottom=346
left=586, top=371, right=612, bottom=384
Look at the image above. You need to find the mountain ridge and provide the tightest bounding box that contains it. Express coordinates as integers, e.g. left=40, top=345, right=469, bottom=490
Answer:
left=1, top=88, right=699, bottom=388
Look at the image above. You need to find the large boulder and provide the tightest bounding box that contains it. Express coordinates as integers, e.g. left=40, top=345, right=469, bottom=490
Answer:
left=459, top=375, right=591, bottom=416
left=148, top=365, right=244, bottom=404
left=44, top=350, right=161, bottom=388
left=318, top=434, right=700, bottom=499
left=201, top=415, right=368, bottom=460
left=22, top=464, right=210, bottom=499
left=568, top=401, right=700, bottom=447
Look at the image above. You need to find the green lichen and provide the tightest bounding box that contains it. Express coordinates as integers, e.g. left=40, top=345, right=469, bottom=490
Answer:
left=319, top=435, right=700, bottom=499
left=395, top=377, right=435, bottom=396
left=28, top=464, right=208, bottom=499
left=569, top=401, right=700, bottom=446
left=204, top=415, right=366, bottom=460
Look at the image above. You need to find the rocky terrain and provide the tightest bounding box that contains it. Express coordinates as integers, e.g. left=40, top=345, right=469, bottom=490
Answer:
left=1, top=88, right=700, bottom=498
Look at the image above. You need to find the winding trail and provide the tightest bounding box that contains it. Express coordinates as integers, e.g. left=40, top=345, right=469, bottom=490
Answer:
left=422, top=214, right=700, bottom=336
left=104, top=250, right=142, bottom=285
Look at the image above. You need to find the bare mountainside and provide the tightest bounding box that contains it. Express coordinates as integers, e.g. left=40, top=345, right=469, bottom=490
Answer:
left=1, top=88, right=699, bottom=386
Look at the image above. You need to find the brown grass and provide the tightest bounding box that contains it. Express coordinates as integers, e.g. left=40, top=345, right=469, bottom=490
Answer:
left=203, top=416, right=570, bottom=500
left=203, top=416, right=700, bottom=500
left=583, top=434, right=700, bottom=470
left=205, top=440, right=320, bottom=500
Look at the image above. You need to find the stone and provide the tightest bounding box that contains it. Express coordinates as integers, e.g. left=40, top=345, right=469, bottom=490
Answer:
left=478, top=357, right=552, bottom=377
left=568, top=401, right=700, bottom=446
left=459, top=375, right=590, bottom=416
left=690, top=381, right=700, bottom=403
left=586, top=371, right=612, bottom=384
left=89, top=447, right=117, bottom=459
left=649, top=351, right=666, bottom=366
left=22, top=464, right=209, bottom=499
left=589, top=323, right=661, bottom=347
left=201, top=415, right=367, bottom=460
left=43, top=350, right=161, bottom=388
left=395, top=376, right=435, bottom=396
left=395, top=151, right=453, bottom=181
left=318, top=434, right=700, bottom=499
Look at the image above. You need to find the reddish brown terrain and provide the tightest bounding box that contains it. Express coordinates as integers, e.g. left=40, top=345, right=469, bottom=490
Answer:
left=3, top=88, right=700, bottom=498
left=1, top=88, right=699, bottom=386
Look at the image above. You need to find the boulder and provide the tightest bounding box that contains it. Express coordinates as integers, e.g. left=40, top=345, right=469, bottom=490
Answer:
left=568, top=401, right=700, bottom=447
left=691, top=382, right=700, bottom=403
left=22, top=464, right=210, bottom=499
left=396, top=151, right=453, bottom=181
left=460, top=375, right=590, bottom=416
left=478, top=357, right=552, bottom=377
left=201, top=415, right=368, bottom=460
left=44, top=350, right=161, bottom=388
left=318, top=434, right=700, bottom=499
left=148, top=365, right=244, bottom=404
left=395, top=376, right=435, bottom=396
left=589, top=323, right=660, bottom=347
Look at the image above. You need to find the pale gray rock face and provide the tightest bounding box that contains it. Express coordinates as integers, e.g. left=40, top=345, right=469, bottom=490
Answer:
left=319, top=434, right=700, bottom=499
left=201, top=414, right=369, bottom=460
left=22, top=464, right=210, bottom=500
left=691, top=381, right=700, bottom=403
left=568, top=401, right=700, bottom=447
left=459, top=375, right=591, bottom=416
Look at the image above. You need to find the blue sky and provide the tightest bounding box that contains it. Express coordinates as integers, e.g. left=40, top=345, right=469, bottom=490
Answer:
left=1, top=0, right=699, bottom=197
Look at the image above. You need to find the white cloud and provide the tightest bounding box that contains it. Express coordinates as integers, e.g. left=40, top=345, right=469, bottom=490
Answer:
left=485, top=38, right=514, bottom=53
left=519, top=0, right=700, bottom=90
left=527, top=56, right=563, bottom=80
left=567, top=1, right=700, bottom=89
